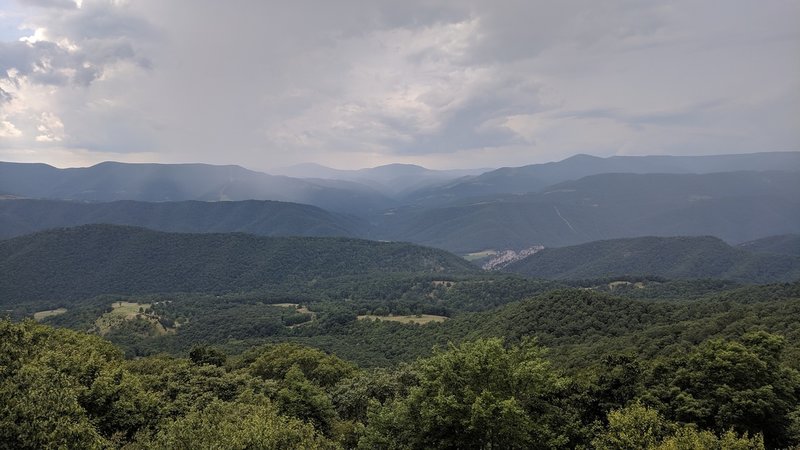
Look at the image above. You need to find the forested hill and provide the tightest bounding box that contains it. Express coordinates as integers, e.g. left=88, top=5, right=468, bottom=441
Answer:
left=374, top=170, right=800, bottom=252
left=0, top=225, right=477, bottom=303
left=738, top=234, right=800, bottom=257
left=0, top=199, right=365, bottom=239
left=503, top=236, right=800, bottom=283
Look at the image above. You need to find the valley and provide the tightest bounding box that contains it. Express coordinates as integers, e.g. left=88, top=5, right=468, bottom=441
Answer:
left=2, top=1, right=797, bottom=445
left=1, top=151, right=799, bottom=449
left=4, top=156, right=798, bottom=255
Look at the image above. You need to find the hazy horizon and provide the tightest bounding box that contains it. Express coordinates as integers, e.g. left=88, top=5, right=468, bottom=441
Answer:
left=2, top=149, right=799, bottom=174
left=1, top=1, right=798, bottom=172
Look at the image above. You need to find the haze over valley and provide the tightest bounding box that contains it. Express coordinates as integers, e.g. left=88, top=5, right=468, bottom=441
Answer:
left=2, top=152, right=799, bottom=253
left=1, top=1, right=799, bottom=448
left=3, top=139, right=800, bottom=450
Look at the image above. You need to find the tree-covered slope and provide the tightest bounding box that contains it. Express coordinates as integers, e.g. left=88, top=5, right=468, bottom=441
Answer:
left=503, top=236, right=800, bottom=283
left=738, top=234, right=800, bottom=257
left=277, top=283, right=800, bottom=371
left=375, top=171, right=800, bottom=252
left=0, top=199, right=365, bottom=239
left=465, top=286, right=800, bottom=348
left=0, top=225, right=477, bottom=303
left=4, top=316, right=793, bottom=449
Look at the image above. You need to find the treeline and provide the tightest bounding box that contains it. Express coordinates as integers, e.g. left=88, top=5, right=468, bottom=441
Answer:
left=2, top=319, right=796, bottom=449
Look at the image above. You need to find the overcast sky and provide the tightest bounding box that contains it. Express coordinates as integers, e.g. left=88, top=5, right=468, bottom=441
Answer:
left=0, top=0, right=798, bottom=171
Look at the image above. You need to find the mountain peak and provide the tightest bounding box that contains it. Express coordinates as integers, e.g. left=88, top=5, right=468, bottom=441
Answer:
left=562, top=153, right=603, bottom=162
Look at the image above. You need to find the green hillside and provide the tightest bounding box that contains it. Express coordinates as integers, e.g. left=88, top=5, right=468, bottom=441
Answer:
left=6, top=306, right=797, bottom=448
left=264, top=283, right=800, bottom=369
left=464, top=286, right=800, bottom=359
left=738, top=234, right=800, bottom=257
left=375, top=171, right=800, bottom=252
left=0, top=225, right=477, bottom=303
left=5, top=271, right=799, bottom=448
left=503, top=236, right=800, bottom=283
left=0, top=199, right=365, bottom=239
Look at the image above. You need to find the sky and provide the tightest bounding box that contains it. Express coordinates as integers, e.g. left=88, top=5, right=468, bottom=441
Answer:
left=0, top=0, right=798, bottom=172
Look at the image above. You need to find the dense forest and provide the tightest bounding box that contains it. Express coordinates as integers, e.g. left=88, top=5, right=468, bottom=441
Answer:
left=5, top=275, right=799, bottom=448
left=738, top=234, right=800, bottom=257
left=0, top=198, right=366, bottom=240
left=2, top=316, right=795, bottom=449
left=503, top=236, right=800, bottom=283
left=0, top=225, right=476, bottom=303
left=2, top=260, right=799, bottom=449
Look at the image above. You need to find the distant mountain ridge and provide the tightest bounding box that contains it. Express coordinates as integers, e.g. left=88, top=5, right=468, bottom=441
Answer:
left=0, top=199, right=365, bottom=240
left=0, top=161, right=395, bottom=214
left=3, top=152, right=798, bottom=254
left=275, top=162, right=488, bottom=195
left=406, top=152, right=800, bottom=205
left=374, top=171, right=800, bottom=252
left=503, top=235, right=800, bottom=283
left=3, top=152, right=797, bottom=210
left=0, top=224, right=478, bottom=303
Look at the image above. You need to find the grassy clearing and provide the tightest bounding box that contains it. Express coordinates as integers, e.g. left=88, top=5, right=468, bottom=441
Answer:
left=271, top=302, right=315, bottom=327
left=112, top=301, right=147, bottom=316
left=272, top=302, right=313, bottom=315
left=95, top=301, right=150, bottom=335
left=94, top=301, right=173, bottom=336
left=33, top=308, right=68, bottom=321
left=608, top=281, right=646, bottom=290
left=358, top=314, right=448, bottom=325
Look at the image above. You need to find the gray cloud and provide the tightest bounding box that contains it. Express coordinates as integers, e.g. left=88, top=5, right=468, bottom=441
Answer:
left=384, top=74, right=545, bottom=154
left=17, top=0, right=76, bottom=9
left=556, top=99, right=730, bottom=130
left=0, top=0, right=798, bottom=169
left=0, top=1, right=153, bottom=90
